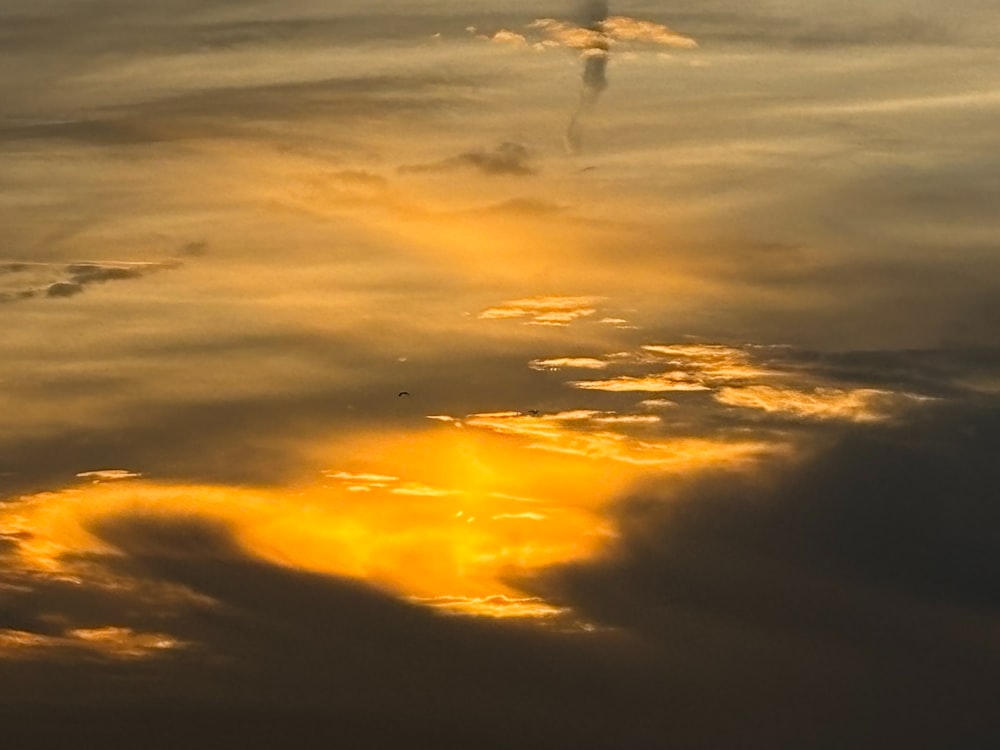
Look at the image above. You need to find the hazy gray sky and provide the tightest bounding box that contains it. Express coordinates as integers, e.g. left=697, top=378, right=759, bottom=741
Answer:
left=1, top=1, right=998, bottom=745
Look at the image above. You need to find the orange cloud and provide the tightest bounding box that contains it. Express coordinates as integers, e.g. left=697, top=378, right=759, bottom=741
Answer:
left=479, top=296, right=604, bottom=326
left=474, top=16, right=697, bottom=52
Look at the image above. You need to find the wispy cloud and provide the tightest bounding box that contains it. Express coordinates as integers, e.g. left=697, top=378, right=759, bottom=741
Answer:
left=478, top=296, right=605, bottom=326
left=529, top=357, right=609, bottom=371
left=570, top=374, right=712, bottom=392
left=76, top=469, right=143, bottom=482
left=322, top=468, right=457, bottom=497
left=564, top=342, right=934, bottom=423
left=401, top=142, right=535, bottom=176
left=0, top=261, right=181, bottom=304
left=715, top=385, right=932, bottom=422
left=452, top=409, right=774, bottom=469
left=0, top=626, right=185, bottom=661
left=409, top=594, right=568, bottom=620
left=471, top=13, right=696, bottom=53
left=602, top=16, right=699, bottom=48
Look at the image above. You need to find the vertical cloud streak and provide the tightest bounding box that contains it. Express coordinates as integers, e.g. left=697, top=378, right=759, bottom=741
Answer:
left=566, top=1, right=610, bottom=153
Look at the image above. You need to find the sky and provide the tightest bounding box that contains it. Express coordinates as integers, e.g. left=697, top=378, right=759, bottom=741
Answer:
left=1, top=1, right=999, bottom=746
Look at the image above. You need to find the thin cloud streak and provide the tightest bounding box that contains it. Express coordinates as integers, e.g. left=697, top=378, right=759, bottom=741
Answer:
left=0, top=261, right=181, bottom=304
left=478, top=295, right=605, bottom=326
left=400, top=141, right=535, bottom=176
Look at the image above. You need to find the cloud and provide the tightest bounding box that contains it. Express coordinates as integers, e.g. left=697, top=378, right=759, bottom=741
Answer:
left=321, top=469, right=457, bottom=497
left=563, top=3, right=610, bottom=155
left=601, top=17, right=700, bottom=49
left=401, top=142, right=536, bottom=176
left=471, top=27, right=530, bottom=46
left=522, top=402, right=1000, bottom=744
left=570, top=373, right=712, bottom=392
left=535, top=402, right=1000, bottom=621
left=0, top=626, right=186, bottom=661
left=0, top=512, right=698, bottom=745
left=2, top=405, right=998, bottom=745
left=410, top=342, right=977, bottom=480
left=474, top=14, right=696, bottom=53
left=469, top=7, right=696, bottom=153
left=563, top=342, right=934, bottom=423
left=1, top=73, right=483, bottom=150
left=0, top=261, right=181, bottom=305
left=45, top=282, right=85, bottom=298
left=455, top=409, right=775, bottom=469
left=76, top=469, right=143, bottom=482
left=528, top=18, right=609, bottom=52
left=478, top=296, right=604, bottom=326
left=715, top=385, right=931, bottom=422
left=409, top=594, right=567, bottom=619
left=529, top=357, right=609, bottom=370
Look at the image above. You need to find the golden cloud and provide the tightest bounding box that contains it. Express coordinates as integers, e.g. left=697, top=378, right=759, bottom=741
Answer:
left=715, top=385, right=931, bottom=422
left=479, top=296, right=604, bottom=326
left=529, top=357, right=609, bottom=371
left=476, top=16, right=697, bottom=53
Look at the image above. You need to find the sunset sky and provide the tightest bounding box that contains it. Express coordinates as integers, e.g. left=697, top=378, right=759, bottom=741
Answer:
left=2, top=1, right=999, bottom=746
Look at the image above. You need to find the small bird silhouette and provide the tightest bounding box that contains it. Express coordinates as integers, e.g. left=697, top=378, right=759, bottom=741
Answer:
left=527, top=409, right=540, bottom=417
left=398, top=391, right=410, bottom=397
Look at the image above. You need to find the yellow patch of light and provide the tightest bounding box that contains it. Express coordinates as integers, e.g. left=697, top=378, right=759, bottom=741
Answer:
left=411, top=595, right=569, bottom=620
left=2, top=428, right=638, bottom=607
left=1, top=424, right=779, bottom=624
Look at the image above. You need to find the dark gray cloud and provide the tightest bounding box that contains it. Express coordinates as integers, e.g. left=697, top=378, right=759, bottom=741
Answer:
left=0, top=514, right=675, bottom=747
left=401, top=142, right=536, bottom=176
left=565, top=1, right=610, bottom=154
left=0, top=261, right=180, bottom=304
left=517, top=401, right=1000, bottom=745
left=535, top=402, right=1000, bottom=609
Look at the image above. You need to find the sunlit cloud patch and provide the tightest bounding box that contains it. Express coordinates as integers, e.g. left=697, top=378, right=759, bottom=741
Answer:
left=559, top=342, right=934, bottom=423
left=529, top=357, right=609, bottom=371
left=409, top=594, right=569, bottom=620
left=456, top=410, right=775, bottom=468
left=570, top=373, right=712, bottom=392
left=75, top=469, right=143, bottom=483
left=478, top=296, right=605, bottom=326
left=715, top=385, right=934, bottom=422
left=0, top=627, right=186, bottom=661
left=469, top=16, right=697, bottom=53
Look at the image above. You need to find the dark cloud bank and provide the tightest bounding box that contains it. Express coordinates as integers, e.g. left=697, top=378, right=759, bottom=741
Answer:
left=2, top=399, right=999, bottom=747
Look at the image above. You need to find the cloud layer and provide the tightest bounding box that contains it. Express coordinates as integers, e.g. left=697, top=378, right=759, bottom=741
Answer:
left=1, top=1, right=998, bottom=745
